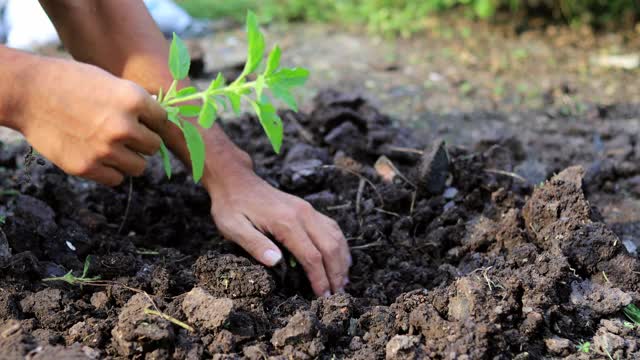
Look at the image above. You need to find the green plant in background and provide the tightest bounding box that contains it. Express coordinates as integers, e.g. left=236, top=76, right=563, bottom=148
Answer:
left=157, top=11, right=309, bottom=182
left=179, top=0, right=640, bottom=36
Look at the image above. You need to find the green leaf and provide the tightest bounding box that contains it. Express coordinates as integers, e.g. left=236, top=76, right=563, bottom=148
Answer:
left=157, top=87, right=164, bottom=103
left=182, top=121, right=206, bottom=182
left=165, top=107, right=182, bottom=127
left=474, top=0, right=495, bottom=18
left=266, top=67, right=309, bottom=88
left=241, top=11, right=265, bottom=77
left=208, top=73, right=226, bottom=92
left=255, top=75, right=266, bottom=99
left=198, top=101, right=217, bottom=129
left=251, top=101, right=283, bottom=153
left=270, top=84, right=298, bottom=111
left=226, top=92, right=242, bottom=115
left=625, top=304, right=640, bottom=325
left=159, top=141, right=172, bottom=179
left=264, top=45, right=281, bottom=76
left=178, top=104, right=202, bottom=117
left=176, top=86, right=198, bottom=97
left=169, top=33, right=191, bottom=80
left=82, top=256, right=92, bottom=278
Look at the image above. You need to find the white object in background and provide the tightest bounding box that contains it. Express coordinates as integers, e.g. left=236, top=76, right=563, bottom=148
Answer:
left=4, top=0, right=59, bottom=50
left=144, top=0, right=193, bottom=36
left=2, top=0, right=200, bottom=51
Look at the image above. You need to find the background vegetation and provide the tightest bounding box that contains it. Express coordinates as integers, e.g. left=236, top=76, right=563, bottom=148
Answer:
left=178, top=0, right=639, bottom=36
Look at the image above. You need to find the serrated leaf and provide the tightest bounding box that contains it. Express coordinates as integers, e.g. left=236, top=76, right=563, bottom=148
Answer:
left=176, top=86, right=198, bottom=97
left=251, top=101, right=283, bottom=153
left=182, top=121, right=206, bottom=182
left=178, top=104, right=202, bottom=117
left=241, top=11, right=265, bottom=77
left=198, top=101, right=217, bottom=128
left=169, top=33, right=191, bottom=80
left=159, top=141, right=172, bottom=179
left=266, top=67, right=309, bottom=88
left=270, top=84, right=298, bottom=111
left=226, top=92, right=242, bottom=114
left=208, top=72, right=226, bottom=92
left=264, top=45, right=281, bottom=76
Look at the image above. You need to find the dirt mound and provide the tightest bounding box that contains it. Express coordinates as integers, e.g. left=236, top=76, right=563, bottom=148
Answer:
left=1, top=90, right=639, bottom=359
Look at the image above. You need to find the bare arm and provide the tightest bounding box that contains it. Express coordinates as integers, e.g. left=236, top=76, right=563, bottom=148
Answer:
left=38, top=0, right=351, bottom=297
left=38, top=0, right=252, bottom=184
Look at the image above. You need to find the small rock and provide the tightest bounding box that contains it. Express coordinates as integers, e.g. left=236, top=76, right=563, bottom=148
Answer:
left=111, top=293, right=174, bottom=357
left=243, top=343, right=270, bottom=360
left=90, top=292, right=109, bottom=310
left=544, top=336, right=572, bottom=356
left=418, top=140, right=449, bottom=195
left=272, top=311, right=321, bottom=348
left=181, top=287, right=234, bottom=332
left=443, top=187, right=458, bottom=199
left=570, top=280, right=631, bottom=315
left=385, top=335, right=425, bottom=360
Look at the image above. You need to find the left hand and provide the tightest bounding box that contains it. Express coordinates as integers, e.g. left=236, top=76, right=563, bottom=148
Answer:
left=204, top=161, right=351, bottom=297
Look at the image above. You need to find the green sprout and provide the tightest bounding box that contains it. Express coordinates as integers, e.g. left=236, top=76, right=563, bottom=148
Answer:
left=157, top=11, right=309, bottom=182
left=42, top=256, right=100, bottom=285
left=624, top=304, right=640, bottom=325
left=576, top=341, right=590, bottom=353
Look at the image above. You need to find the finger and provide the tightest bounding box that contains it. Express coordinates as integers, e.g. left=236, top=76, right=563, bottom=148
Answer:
left=137, top=93, right=169, bottom=135
left=305, top=214, right=350, bottom=293
left=84, top=165, right=124, bottom=187
left=217, top=214, right=283, bottom=267
left=273, top=223, right=332, bottom=297
left=126, top=121, right=162, bottom=156
left=104, top=146, right=146, bottom=177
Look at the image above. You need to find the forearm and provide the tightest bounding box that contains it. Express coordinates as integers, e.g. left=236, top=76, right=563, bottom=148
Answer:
left=39, top=0, right=253, bottom=184
left=0, top=46, right=39, bottom=129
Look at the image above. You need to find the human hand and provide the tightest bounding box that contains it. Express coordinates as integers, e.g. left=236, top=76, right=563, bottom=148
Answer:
left=9, top=57, right=167, bottom=186
left=204, top=162, right=351, bottom=297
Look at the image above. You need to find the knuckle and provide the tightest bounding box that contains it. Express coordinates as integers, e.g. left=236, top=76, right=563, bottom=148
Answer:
left=71, top=158, right=95, bottom=177
left=109, top=120, right=135, bottom=142
left=94, top=145, right=114, bottom=161
left=296, top=201, right=314, bottom=216
left=326, top=242, right=342, bottom=258
left=120, top=82, right=146, bottom=110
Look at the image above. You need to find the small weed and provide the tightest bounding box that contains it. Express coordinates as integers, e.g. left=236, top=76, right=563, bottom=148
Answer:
left=624, top=304, right=640, bottom=325
left=576, top=341, right=590, bottom=353
left=42, top=256, right=100, bottom=286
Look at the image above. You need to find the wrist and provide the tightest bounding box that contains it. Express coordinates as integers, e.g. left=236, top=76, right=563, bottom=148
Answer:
left=202, top=145, right=255, bottom=192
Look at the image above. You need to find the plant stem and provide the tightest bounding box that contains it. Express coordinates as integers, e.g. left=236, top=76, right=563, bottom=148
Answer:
left=162, top=81, right=257, bottom=107
left=144, top=308, right=194, bottom=332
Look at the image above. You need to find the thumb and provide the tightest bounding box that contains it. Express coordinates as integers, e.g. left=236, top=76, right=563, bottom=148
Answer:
left=138, top=92, right=169, bottom=135
left=217, top=214, right=283, bottom=267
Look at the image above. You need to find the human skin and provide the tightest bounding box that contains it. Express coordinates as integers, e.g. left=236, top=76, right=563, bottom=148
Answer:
left=0, top=0, right=350, bottom=297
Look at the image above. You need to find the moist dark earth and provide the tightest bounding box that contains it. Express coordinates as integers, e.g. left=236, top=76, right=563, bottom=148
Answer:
left=2, top=90, right=640, bottom=359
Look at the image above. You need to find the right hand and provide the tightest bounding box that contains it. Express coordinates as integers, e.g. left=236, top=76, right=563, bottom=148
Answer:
left=9, top=57, right=167, bottom=186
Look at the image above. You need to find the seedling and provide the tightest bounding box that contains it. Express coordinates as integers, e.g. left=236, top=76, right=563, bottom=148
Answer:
left=42, top=256, right=100, bottom=285
left=624, top=303, right=640, bottom=325
left=576, top=341, right=590, bottom=353
left=157, top=11, right=309, bottom=182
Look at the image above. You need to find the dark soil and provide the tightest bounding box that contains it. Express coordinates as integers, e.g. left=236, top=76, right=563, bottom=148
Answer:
left=2, top=90, right=640, bottom=359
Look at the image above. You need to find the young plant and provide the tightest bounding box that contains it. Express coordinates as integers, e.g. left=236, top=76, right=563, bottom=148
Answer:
left=157, top=11, right=309, bottom=182
left=576, top=341, right=590, bottom=353
left=42, top=256, right=100, bottom=285
left=624, top=303, right=640, bottom=325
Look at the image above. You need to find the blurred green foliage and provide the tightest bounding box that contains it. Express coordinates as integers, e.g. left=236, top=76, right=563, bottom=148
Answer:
left=178, top=0, right=639, bottom=36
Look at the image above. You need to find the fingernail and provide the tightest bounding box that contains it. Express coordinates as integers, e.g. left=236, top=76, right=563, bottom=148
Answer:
left=347, top=254, right=353, bottom=267
left=263, top=249, right=282, bottom=266
left=323, top=291, right=331, bottom=298
left=343, top=278, right=350, bottom=287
